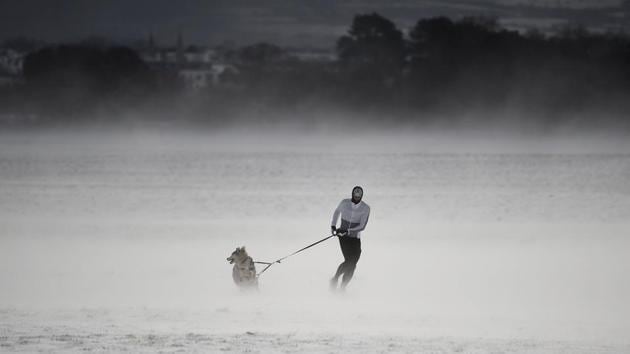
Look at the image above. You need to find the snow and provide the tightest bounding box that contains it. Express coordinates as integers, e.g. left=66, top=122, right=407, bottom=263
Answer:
left=1, top=128, right=629, bottom=352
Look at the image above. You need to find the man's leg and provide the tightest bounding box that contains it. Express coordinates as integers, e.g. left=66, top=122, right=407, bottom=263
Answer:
left=340, top=238, right=361, bottom=288
left=331, top=237, right=352, bottom=287
left=333, top=262, right=345, bottom=281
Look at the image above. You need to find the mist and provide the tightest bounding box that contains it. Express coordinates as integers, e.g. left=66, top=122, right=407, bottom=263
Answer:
left=2, top=4, right=630, bottom=352
left=1, top=128, right=629, bottom=352
left=4, top=14, right=630, bottom=133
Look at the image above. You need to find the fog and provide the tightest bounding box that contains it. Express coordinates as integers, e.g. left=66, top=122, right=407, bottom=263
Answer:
left=1, top=128, right=629, bottom=352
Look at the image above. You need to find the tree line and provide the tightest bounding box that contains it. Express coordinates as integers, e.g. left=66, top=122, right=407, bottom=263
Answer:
left=2, top=13, right=630, bottom=127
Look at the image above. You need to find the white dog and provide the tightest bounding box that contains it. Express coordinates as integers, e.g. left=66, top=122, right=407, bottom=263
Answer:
left=226, top=247, right=258, bottom=289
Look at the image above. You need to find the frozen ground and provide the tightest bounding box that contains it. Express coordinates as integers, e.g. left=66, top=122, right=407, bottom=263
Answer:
left=1, top=128, right=629, bottom=353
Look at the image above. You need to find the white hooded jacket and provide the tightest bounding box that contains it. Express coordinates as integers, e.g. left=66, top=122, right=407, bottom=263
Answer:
left=331, top=198, right=370, bottom=238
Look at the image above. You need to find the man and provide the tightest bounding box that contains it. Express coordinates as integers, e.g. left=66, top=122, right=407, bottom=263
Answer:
left=330, top=186, right=370, bottom=290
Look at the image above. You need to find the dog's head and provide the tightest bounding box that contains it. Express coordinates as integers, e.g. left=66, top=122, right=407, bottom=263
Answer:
left=227, top=246, right=248, bottom=264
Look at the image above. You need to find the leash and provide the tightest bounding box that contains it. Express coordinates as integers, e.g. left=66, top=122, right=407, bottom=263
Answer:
left=254, top=234, right=336, bottom=277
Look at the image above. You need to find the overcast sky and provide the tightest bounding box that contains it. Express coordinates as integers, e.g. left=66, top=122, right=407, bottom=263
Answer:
left=1, top=0, right=629, bottom=47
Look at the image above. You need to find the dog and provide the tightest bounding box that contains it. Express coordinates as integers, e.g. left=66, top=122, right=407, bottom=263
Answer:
left=226, top=246, right=258, bottom=289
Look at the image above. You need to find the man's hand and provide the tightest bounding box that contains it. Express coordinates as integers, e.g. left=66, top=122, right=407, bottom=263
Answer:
left=336, top=229, right=348, bottom=237
left=331, top=226, right=336, bottom=235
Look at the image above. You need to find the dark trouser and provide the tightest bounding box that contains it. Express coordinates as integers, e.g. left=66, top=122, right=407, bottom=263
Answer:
left=333, top=236, right=362, bottom=287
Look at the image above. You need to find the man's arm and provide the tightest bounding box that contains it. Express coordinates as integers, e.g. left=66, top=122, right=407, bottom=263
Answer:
left=330, top=200, right=343, bottom=227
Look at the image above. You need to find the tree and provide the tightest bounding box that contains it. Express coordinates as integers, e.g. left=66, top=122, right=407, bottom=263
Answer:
left=336, top=13, right=406, bottom=91
left=24, top=45, right=152, bottom=91
left=408, top=16, right=510, bottom=69
left=406, top=16, right=521, bottom=109
left=237, top=42, right=288, bottom=67
left=22, top=45, right=154, bottom=117
left=232, top=42, right=294, bottom=88
left=1, top=36, right=46, bottom=52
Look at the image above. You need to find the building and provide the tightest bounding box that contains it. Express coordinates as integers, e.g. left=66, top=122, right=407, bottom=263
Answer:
left=138, top=32, right=231, bottom=90
left=177, top=68, right=214, bottom=90
left=0, top=48, right=24, bottom=87
left=287, top=47, right=336, bottom=63
left=0, top=48, right=24, bottom=75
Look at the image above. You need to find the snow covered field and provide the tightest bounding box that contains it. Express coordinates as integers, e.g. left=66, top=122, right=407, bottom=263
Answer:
left=1, top=129, right=629, bottom=353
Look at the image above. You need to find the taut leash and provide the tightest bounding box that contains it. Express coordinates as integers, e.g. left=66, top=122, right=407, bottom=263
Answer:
left=254, top=234, right=335, bottom=277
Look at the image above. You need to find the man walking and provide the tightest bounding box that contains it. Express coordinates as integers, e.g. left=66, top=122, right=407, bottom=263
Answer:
left=330, top=186, right=370, bottom=290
